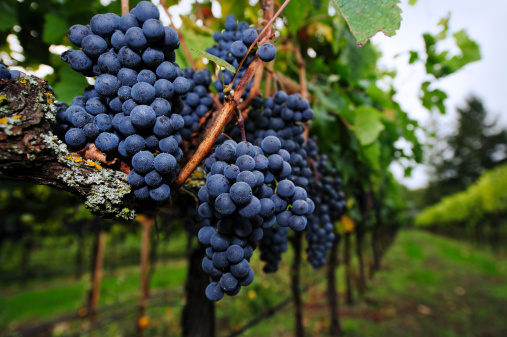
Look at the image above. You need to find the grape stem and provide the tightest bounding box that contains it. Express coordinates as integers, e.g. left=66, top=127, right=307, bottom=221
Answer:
left=121, top=0, right=129, bottom=15
left=238, top=62, right=264, bottom=110
left=160, top=1, right=197, bottom=70
left=263, top=0, right=275, bottom=98
left=237, top=109, right=247, bottom=142
left=294, top=43, right=309, bottom=100
left=230, top=0, right=293, bottom=86
left=265, top=62, right=274, bottom=97
left=220, top=133, right=235, bottom=142
left=237, top=0, right=272, bottom=109
left=173, top=57, right=263, bottom=189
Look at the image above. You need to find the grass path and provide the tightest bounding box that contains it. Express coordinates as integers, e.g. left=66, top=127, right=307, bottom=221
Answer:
left=243, top=230, right=507, bottom=337
left=2, top=230, right=507, bottom=336
left=239, top=230, right=507, bottom=337
left=341, top=230, right=507, bottom=337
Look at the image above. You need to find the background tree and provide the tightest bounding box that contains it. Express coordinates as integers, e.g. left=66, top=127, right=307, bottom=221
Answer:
left=423, top=96, right=507, bottom=206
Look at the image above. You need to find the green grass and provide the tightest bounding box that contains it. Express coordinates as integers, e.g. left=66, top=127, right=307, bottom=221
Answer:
left=0, top=259, right=188, bottom=329
left=2, top=230, right=507, bottom=337
left=238, top=230, right=507, bottom=337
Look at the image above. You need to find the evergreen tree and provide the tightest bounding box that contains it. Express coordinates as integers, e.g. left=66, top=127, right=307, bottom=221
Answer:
left=424, top=96, right=507, bottom=205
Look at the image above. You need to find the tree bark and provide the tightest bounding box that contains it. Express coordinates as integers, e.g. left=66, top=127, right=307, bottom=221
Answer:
left=0, top=76, right=140, bottom=220
left=290, top=231, right=304, bottom=337
left=327, top=234, right=342, bottom=336
left=181, top=241, right=215, bottom=337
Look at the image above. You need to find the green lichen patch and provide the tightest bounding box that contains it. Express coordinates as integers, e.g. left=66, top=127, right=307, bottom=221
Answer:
left=0, top=115, right=23, bottom=136
left=41, top=132, right=136, bottom=220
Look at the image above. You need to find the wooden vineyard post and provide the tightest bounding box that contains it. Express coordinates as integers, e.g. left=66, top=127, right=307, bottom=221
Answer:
left=290, top=231, right=304, bottom=337
left=137, top=216, right=154, bottom=337
left=344, top=233, right=354, bottom=306
left=88, top=228, right=107, bottom=325
left=327, top=234, right=342, bottom=336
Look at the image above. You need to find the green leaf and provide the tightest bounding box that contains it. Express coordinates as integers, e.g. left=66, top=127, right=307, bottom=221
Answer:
left=360, top=141, right=381, bottom=169
left=353, top=106, right=385, bottom=146
left=216, top=0, right=248, bottom=20
left=190, top=48, right=236, bottom=73
left=0, top=2, right=17, bottom=31
left=408, top=0, right=418, bottom=5
left=421, top=81, right=447, bottom=114
left=43, top=13, right=68, bottom=45
left=449, top=29, right=481, bottom=70
left=423, top=26, right=480, bottom=78
left=53, top=67, right=88, bottom=105
left=283, top=0, right=313, bottom=34
left=408, top=51, right=419, bottom=64
left=330, top=0, right=402, bottom=46
left=310, top=84, right=346, bottom=113
left=337, top=32, right=379, bottom=84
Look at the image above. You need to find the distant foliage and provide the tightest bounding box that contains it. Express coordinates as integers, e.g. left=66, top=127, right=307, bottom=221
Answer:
left=415, top=164, right=507, bottom=228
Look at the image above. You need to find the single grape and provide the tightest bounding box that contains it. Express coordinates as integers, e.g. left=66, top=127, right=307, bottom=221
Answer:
left=68, top=24, right=91, bottom=47
left=132, top=151, right=155, bottom=174
left=95, top=132, right=119, bottom=153
left=258, top=43, right=276, bottom=62
left=64, top=128, right=87, bottom=149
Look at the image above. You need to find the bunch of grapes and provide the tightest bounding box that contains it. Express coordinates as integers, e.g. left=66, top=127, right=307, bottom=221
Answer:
left=179, top=67, right=214, bottom=140
left=305, top=137, right=347, bottom=269
left=197, top=136, right=314, bottom=301
left=258, top=225, right=289, bottom=273
left=182, top=201, right=211, bottom=237
left=55, top=1, right=196, bottom=203
left=225, top=91, right=314, bottom=190
left=206, top=14, right=276, bottom=101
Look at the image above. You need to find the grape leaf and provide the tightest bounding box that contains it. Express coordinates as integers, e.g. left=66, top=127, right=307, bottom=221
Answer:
left=449, top=29, right=481, bottom=71
left=331, top=0, right=402, bottom=46
left=353, top=106, right=385, bottom=146
left=0, top=2, right=17, bottom=31
left=53, top=66, right=89, bottom=105
left=421, top=81, right=447, bottom=114
left=408, top=51, right=419, bottom=64
left=283, top=0, right=313, bottom=33
left=191, top=48, right=236, bottom=74
left=360, top=141, right=381, bottom=169
left=216, top=0, right=249, bottom=20
left=43, top=13, right=68, bottom=45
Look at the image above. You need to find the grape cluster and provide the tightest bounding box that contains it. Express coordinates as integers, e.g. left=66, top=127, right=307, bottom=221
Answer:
left=305, top=138, right=346, bottom=269
left=56, top=1, right=193, bottom=203
left=206, top=14, right=276, bottom=101
left=179, top=67, right=214, bottom=140
left=226, top=91, right=314, bottom=189
left=182, top=202, right=211, bottom=237
left=197, top=136, right=314, bottom=301
left=258, top=225, right=289, bottom=273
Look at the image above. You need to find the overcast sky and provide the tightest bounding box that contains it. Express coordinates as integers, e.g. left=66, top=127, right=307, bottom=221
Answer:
left=371, top=0, right=507, bottom=189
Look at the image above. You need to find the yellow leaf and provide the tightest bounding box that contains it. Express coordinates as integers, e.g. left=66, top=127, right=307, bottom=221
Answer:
left=138, top=316, right=150, bottom=328
left=307, top=22, right=333, bottom=42
left=341, top=215, right=356, bottom=233
left=248, top=290, right=257, bottom=299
